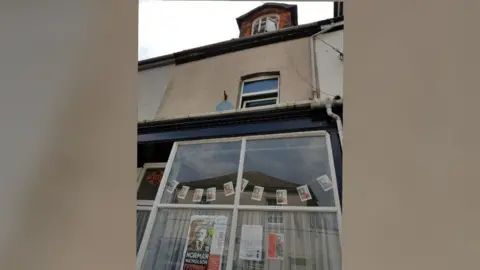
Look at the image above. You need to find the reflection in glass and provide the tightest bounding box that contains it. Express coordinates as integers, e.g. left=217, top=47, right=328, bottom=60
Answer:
left=233, top=211, right=341, bottom=270
left=240, top=137, right=335, bottom=207
left=141, top=209, right=232, bottom=270
left=137, top=168, right=165, bottom=201
left=161, top=141, right=242, bottom=205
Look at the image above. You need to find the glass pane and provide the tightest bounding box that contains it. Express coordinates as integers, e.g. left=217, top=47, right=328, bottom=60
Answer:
left=137, top=168, right=165, bottom=200
left=240, top=136, right=336, bottom=207
left=141, top=209, right=232, bottom=270
left=137, top=210, right=151, bottom=254
left=245, top=99, right=277, bottom=108
left=233, top=211, right=341, bottom=270
left=242, top=79, right=279, bottom=94
left=161, top=141, right=242, bottom=205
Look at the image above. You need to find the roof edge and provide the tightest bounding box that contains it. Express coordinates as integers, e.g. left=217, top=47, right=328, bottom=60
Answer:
left=138, top=16, right=343, bottom=71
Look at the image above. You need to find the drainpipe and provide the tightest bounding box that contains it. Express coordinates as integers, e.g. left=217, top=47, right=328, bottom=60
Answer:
left=310, top=22, right=344, bottom=149
left=326, top=101, right=343, bottom=150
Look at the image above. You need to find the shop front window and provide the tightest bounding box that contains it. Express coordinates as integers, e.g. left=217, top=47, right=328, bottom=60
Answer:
left=137, top=131, right=341, bottom=270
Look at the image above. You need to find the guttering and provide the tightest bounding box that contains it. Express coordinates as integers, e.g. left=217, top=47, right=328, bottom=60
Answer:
left=138, top=100, right=315, bottom=126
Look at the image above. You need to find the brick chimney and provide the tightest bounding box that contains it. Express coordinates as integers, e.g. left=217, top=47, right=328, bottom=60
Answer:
left=235, top=3, right=298, bottom=38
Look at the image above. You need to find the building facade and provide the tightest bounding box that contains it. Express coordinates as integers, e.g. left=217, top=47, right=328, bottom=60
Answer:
left=137, top=3, right=344, bottom=270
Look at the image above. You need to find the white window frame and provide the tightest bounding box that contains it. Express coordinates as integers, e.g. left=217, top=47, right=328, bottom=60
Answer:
left=136, top=131, right=342, bottom=270
left=136, top=162, right=167, bottom=256
left=239, top=75, right=280, bottom=109
left=251, top=14, right=280, bottom=35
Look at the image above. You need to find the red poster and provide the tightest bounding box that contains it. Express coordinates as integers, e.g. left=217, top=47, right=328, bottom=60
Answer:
left=267, top=233, right=284, bottom=260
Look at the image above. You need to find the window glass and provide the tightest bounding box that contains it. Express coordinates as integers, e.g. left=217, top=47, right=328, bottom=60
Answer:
left=245, top=98, right=277, bottom=108
left=240, top=136, right=336, bottom=206
left=137, top=168, right=165, bottom=200
left=141, top=209, right=232, bottom=270
left=242, top=78, right=278, bottom=94
left=232, top=211, right=341, bottom=270
left=137, top=210, right=151, bottom=254
left=160, top=141, right=242, bottom=205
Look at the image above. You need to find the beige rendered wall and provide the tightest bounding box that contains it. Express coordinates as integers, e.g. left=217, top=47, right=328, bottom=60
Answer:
left=138, top=64, right=174, bottom=121
left=343, top=1, right=479, bottom=270
left=156, top=38, right=313, bottom=119
left=0, top=1, right=136, bottom=270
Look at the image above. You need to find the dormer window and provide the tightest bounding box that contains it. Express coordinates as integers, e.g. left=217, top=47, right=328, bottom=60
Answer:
left=252, top=15, right=279, bottom=35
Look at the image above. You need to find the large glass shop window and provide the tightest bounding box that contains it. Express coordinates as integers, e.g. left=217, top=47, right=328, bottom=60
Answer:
left=137, top=132, right=341, bottom=270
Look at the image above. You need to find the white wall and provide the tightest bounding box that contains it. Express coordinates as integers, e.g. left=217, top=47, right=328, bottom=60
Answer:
left=138, top=65, right=174, bottom=121
left=313, top=30, right=343, bottom=100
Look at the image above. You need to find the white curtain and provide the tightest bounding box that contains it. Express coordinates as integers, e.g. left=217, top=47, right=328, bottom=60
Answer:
left=141, top=209, right=340, bottom=270
left=137, top=210, right=151, bottom=254
left=233, top=211, right=341, bottom=270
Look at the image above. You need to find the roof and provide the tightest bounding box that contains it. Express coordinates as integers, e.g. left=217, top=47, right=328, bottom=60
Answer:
left=235, top=3, right=298, bottom=29
left=138, top=16, right=343, bottom=71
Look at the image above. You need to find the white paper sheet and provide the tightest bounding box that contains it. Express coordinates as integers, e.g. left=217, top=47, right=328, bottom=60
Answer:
left=239, top=225, right=263, bottom=261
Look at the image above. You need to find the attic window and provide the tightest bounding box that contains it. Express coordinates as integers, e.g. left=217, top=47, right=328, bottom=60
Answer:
left=252, top=15, right=279, bottom=35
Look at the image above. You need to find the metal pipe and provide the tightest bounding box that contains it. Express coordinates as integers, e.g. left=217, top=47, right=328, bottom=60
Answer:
left=325, top=101, right=344, bottom=149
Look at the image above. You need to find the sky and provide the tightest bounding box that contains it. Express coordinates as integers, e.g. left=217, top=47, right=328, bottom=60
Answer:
left=138, top=1, right=334, bottom=60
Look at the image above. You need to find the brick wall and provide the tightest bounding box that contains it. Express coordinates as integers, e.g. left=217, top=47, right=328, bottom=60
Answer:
left=239, top=8, right=293, bottom=37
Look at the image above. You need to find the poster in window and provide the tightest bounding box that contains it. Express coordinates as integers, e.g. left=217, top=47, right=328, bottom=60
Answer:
left=165, top=179, right=179, bottom=193
left=316, top=175, right=333, bottom=191
left=239, top=225, right=263, bottom=261
left=180, top=215, right=228, bottom=270
left=251, top=186, right=264, bottom=201
left=267, top=233, right=284, bottom=260
left=240, top=179, right=249, bottom=192
left=178, top=186, right=190, bottom=200
left=296, top=185, right=312, bottom=202
left=276, top=189, right=288, bottom=205
left=206, top=187, right=216, bottom=202
left=223, top=181, right=235, bottom=196
left=193, top=189, right=204, bottom=203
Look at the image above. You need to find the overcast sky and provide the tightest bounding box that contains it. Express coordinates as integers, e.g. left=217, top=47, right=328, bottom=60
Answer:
left=138, top=1, right=333, bottom=60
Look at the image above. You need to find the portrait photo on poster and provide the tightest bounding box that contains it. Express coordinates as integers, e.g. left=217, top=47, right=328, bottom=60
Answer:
left=178, top=185, right=190, bottom=199
left=193, top=188, right=204, bottom=202
left=165, top=179, right=179, bottom=193
left=276, top=189, right=288, bottom=205
left=224, top=181, right=235, bottom=196
left=316, top=175, right=333, bottom=191
left=206, top=187, right=216, bottom=202
left=251, top=186, right=264, bottom=201
left=180, top=215, right=228, bottom=270
left=296, top=185, right=312, bottom=201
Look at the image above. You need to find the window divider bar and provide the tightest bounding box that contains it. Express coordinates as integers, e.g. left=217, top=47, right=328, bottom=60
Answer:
left=236, top=205, right=338, bottom=212
left=136, top=206, right=153, bottom=211
left=155, top=203, right=235, bottom=210
left=226, top=138, right=247, bottom=270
